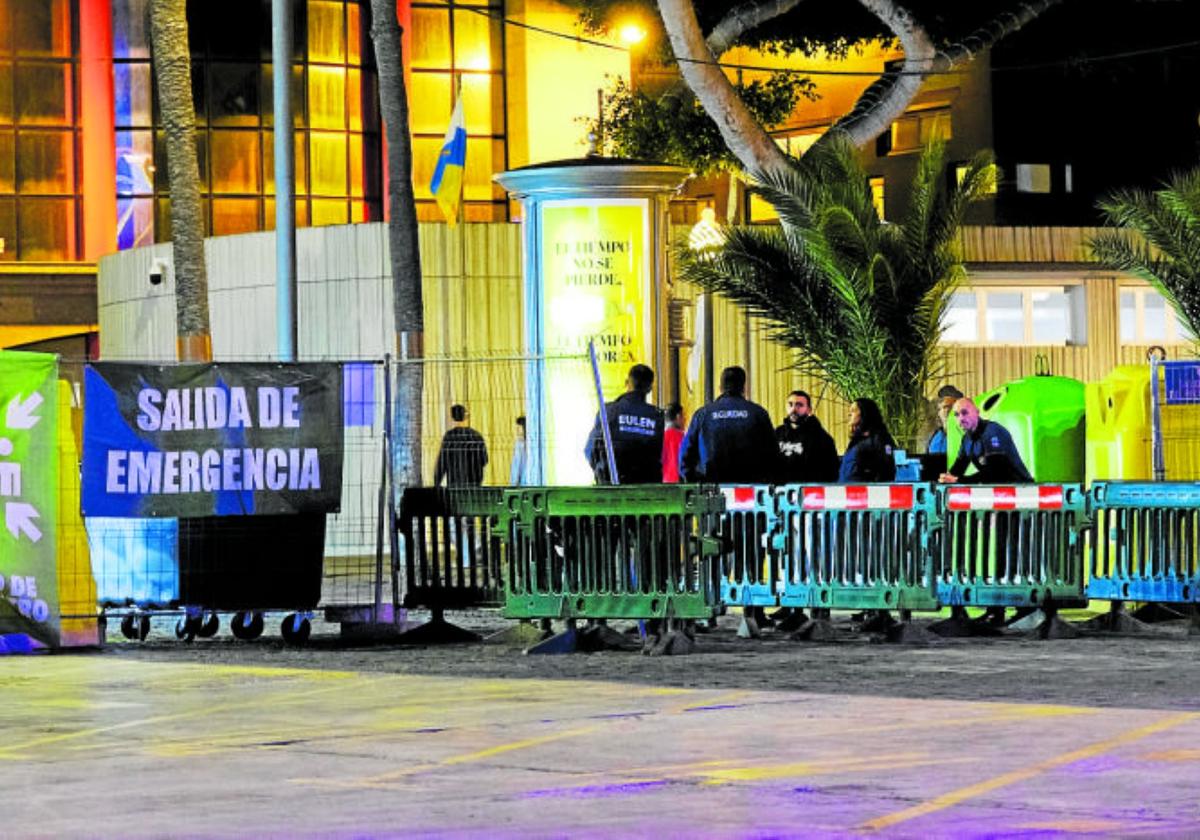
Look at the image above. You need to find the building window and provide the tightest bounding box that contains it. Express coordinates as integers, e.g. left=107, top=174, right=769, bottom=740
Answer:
left=1016, top=163, right=1052, bottom=194
left=0, top=0, right=79, bottom=261
left=410, top=0, right=507, bottom=223
left=773, top=131, right=820, bottom=158
left=1120, top=286, right=1194, bottom=343
left=113, top=0, right=382, bottom=249
left=942, top=286, right=1084, bottom=346
left=869, top=176, right=885, bottom=220
left=886, top=108, right=951, bottom=155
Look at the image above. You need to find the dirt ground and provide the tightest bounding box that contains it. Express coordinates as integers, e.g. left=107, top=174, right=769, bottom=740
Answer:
left=105, top=608, right=1200, bottom=711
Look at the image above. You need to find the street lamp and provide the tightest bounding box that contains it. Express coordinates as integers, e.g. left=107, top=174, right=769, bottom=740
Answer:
left=688, top=206, right=724, bottom=403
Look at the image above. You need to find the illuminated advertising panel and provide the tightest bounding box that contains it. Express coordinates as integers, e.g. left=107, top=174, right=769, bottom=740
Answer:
left=539, top=199, right=652, bottom=484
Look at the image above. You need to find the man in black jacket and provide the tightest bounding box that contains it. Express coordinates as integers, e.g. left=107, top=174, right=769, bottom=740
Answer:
left=775, top=390, right=839, bottom=484
left=433, top=404, right=488, bottom=486
left=584, top=364, right=664, bottom=485
left=680, top=366, right=777, bottom=484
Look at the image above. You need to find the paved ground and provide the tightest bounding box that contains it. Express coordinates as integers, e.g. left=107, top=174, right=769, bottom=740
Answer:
left=4, top=611, right=1200, bottom=838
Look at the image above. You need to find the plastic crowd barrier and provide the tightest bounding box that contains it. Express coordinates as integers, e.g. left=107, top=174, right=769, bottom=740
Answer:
left=1088, top=482, right=1200, bottom=604
left=935, top=484, right=1087, bottom=608
left=716, top=485, right=781, bottom=612
left=396, top=486, right=508, bottom=642
left=776, top=484, right=940, bottom=613
left=499, top=485, right=725, bottom=623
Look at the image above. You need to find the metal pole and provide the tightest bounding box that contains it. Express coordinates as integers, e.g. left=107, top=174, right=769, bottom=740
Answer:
left=1150, top=347, right=1166, bottom=481
left=588, top=339, right=620, bottom=485
left=703, top=293, right=715, bottom=403
left=273, top=0, right=297, bottom=360
left=384, top=354, right=403, bottom=622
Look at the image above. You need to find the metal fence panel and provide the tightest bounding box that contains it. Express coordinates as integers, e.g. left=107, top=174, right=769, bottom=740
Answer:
left=776, top=484, right=940, bottom=612
left=1088, top=481, right=1200, bottom=603
left=399, top=487, right=507, bottom=610
left=935, top=484, right=1087, bottom=608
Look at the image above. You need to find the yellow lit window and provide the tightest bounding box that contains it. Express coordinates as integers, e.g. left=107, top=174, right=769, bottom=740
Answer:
left=869, top=176, right=885, bottom=220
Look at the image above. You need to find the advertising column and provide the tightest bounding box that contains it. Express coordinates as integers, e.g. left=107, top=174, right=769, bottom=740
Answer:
left=540, top=200, right=652, bottom=484
left=0, top=351, right=60, bottom=651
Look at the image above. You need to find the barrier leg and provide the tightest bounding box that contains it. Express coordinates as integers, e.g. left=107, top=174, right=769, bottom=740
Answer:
left=524, top=619, right=579, bottom=655
left=646, top=618, right=696, bottom=657
left=884, top=616, right=939, bottom=645
left=1008, top=603, right=1080, bottom=640
left=396, top=607, right=482, bottom=645
left=485, top=619, right=553, bottom=646
left=859, top=610, right=896, bottom=634
left=774, top=608, right=809, bottom=634
left=579, top=619, right=641, bottom=652
left=737, top=608, right=761, bottom=639
left=1132, top=602, right=1189, bottom=623
left=1188, top=606, right=1200, bottom=637
left=789, top=608, right=837, bottom=642
left=1081, top=601, right=1152, bottom=634
left=929, top=606, right=1003, bottom=638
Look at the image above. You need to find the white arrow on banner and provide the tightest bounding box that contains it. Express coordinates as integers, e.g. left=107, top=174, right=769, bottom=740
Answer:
left=5, top=392, right=44, bottom=430
left=5, top=501, right=42, bottom=542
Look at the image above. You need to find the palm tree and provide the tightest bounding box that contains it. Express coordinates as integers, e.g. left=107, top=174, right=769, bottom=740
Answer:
left=1090, top=168, right=1200, bottom=342
left=675, top=132, right=996, bottom=448
left=368, top=0, right=425, bottom=486
left=149, top=0, right=211, bottom=362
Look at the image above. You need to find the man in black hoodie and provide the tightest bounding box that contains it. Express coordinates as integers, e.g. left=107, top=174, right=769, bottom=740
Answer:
left=775, top=390, right=839, bottom=484
left=584, top=363, right=664, bottom=485
left=680, top=366, right=777, bottom=484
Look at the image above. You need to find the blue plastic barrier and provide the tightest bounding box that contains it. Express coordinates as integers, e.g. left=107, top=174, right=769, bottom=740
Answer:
left=716, top=485, right=780, bottom=611
left=1088, top=482, right=1200, bottom=604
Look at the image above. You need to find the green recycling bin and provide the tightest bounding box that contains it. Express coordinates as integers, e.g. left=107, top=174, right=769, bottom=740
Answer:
left=947, top=374, right=1085, bottom=482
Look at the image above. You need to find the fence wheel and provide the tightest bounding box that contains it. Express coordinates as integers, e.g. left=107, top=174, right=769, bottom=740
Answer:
left=231, top=611, right=265, bottom=641
left=174, top=615, right=200, bottom=642
left=196, top=612, right=220, bottom=638
left=280, top=613, right=311, bottom=646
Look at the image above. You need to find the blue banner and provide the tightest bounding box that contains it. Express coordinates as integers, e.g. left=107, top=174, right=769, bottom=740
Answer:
left=82, top=362, right=344, bottom=518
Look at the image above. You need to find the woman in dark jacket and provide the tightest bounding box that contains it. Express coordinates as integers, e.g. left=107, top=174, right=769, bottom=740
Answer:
left=838, top=398, right=898, bottom=483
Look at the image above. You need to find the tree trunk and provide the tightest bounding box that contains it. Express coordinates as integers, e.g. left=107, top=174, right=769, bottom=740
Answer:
left=657, top=0, right=792, bottom=183
left=659, top=0, right=1060, bottom=169
left=369, top=0, right=425, bottom=487
left=149, top=0, right=211, bottom=362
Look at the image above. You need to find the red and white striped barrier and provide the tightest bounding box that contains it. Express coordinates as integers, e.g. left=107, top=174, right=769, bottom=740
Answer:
left=721, top=485, right=761, bottom=512
left=801, top=485, right=915, bottom=511
left=945, top=485, right=1065, bottom=511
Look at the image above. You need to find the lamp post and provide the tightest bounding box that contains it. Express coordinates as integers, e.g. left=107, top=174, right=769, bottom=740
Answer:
left=688, top=206, right=723, bottom=403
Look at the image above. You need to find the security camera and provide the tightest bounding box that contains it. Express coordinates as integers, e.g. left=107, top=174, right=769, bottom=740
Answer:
left=149, top=259, right=169, bottom=286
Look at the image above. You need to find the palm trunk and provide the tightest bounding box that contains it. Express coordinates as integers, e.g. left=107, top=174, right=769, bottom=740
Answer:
left=149, top=0, right=211, bottom=362
left=369, top=0, right=424, bottom=487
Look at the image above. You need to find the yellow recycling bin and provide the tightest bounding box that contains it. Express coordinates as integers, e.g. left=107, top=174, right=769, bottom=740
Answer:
left=1086, top=365, right=1200, bottom=483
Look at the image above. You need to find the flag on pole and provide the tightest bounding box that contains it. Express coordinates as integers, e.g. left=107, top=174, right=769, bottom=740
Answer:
left=430, top=91, right=466, bottom=226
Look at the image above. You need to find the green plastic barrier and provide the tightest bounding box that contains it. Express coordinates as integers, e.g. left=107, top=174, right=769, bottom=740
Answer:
left=499, top=485, right=725, bottom=621
left=947, top=374, right=1085, bottom=483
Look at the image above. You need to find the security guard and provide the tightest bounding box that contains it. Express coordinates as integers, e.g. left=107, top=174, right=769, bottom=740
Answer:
left=584, top=364, right=664, bottom=484
left=680, top=366, right=777, bottom=484
left=939, top=398, right=1034, bottom=485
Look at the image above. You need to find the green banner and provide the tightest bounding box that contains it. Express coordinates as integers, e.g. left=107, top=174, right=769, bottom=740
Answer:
left=0, top=350, right=59, bottom=651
